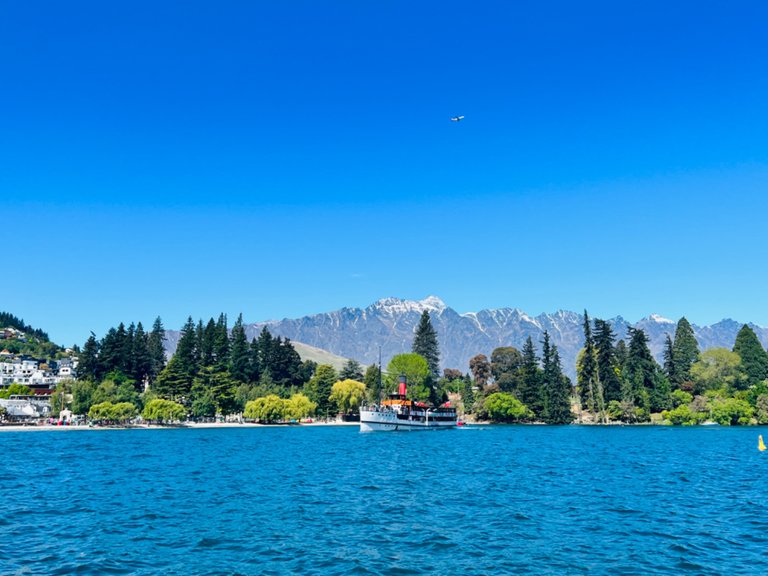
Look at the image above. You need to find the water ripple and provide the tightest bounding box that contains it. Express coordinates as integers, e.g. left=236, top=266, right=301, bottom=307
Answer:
left=2, top=426, right=768, bottom=574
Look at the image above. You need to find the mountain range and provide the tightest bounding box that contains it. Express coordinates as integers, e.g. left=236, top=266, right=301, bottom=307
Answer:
left=165, top=297, right=768, bottom=381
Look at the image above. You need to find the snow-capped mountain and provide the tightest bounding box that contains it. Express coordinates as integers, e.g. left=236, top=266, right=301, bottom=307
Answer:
left=164, top=297, right=768, bottom=381
left=241, top=297, right=768, bottom=380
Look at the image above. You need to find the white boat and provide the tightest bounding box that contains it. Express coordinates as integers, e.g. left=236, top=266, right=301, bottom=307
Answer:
left=360, top=375, right=457, bottom=432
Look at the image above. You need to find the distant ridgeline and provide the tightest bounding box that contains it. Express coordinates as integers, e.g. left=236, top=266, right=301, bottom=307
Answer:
left=0, top=312, right=49, bottom=342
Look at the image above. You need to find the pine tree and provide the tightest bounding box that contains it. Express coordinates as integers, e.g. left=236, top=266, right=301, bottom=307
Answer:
left=147, top=317, right=167, bottom=384
left=412, top=311, right=440, bottom=379
left=541, top=332, right=573, bottom=424
left=154, top=356, right=193, bottom=402
left=577, top=311, right=601, bottom=417
left=518, top=336, right=544, bottom=418
left=200, top=319, right=216, bottom=368
left=248, top=337, right=262, bottom=383
left=663, top=334, right=675, bottom=382
left=363, top=364, right=380, bottom=402
left=340, top=359, right=364, bottom=381
left=131, top=322, right=151, bottom=391
left=594, top=319, right=621, bottom=403
left=265, top=337, right=302, bottom=388
left=672, top=317, right=699, bottom=388
left=733, top=324, right=768, bottom=385
left=229, top=314, right=250, bottom=383
left=461, top=374, right=475, bottom=415
left=255, top=328, right=275, bottom=378
left=213, top=313, right=229, bottom=369
left=624, top=327, right=670, bottom=415
left=78, top=333, right=101, bottom=382
left=305, top=364, right=338, bottom=418
left=174, top=317, right=199, bottom=379
left=614, top=339, right=628, bottom=371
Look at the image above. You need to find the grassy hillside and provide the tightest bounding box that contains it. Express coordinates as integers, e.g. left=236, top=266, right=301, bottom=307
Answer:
left=292, top=341, right=353, bottom=371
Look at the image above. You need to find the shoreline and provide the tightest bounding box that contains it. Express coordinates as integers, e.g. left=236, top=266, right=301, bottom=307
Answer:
left=0, top=421, right=360, bottom=432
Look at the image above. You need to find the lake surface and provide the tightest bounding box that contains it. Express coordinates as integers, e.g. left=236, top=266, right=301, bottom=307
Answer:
left=2, top=425, right=768, bottom=575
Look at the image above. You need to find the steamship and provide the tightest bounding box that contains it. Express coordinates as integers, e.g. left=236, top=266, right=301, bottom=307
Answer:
left=359, top=375, right=457, bottom=432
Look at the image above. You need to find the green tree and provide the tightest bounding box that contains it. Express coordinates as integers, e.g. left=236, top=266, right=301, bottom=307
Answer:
left=412, top=311, right=440, bottom=378
left=88, top=401, right=115, bottom=423
left=49, top=380, right=73, bottom=416
left=305, top=364, right=338, bottom=417
left=469, top=354, right=491, bottom=390
left=191, top=391, right=217, bottom=419
left=71, top=380, right=96, bottom=415
left=174, top=317, right=200, bottom=377
left=147, top=317, right=167, bottom=384
left=623, top=327, right=669, bottom=415
left=339, top=359, right=364, bottom=381
left=213, top=313, right=229, bottom=369
left=199, top=318, right=216, bottom=367
left=329, top=379, right=366, bottom=414
left=541, top=332, right=574, bottom=424
left=153, top=356, right=193, bottom=402
left=0, top=383, right=32, bottom=399
left=518, top=336, right=544, bottom=418
left=112, top=402, right=138, bottom=423
left=229, top=314, right=250, bottom=383
left=78, top=333, right=101, bottom=381
left=130, top=322, right=151, bottom=391
left=490, top=347, right=522, bottom=393
left=663, top=334, right=676, bottom=385
left=577, top=311, right=604, bottom=420
left=363, top=364, right=381, bottom=402
left=244, top=395, right=285, bottom=423
left=733, top=324, right=768, bottom=386
left=709, top=397, right=754, bottom=426
left=192, top=366, right=239, bottom=416
left=690, top=348, right=746, bottom=393
left=142, top=398, right=186, bottom=424
left=671, top=317, right=699, bottom=389
left=594, top=320, right=621, bottom=403
left=284, top=393, right=316, bottom=420
left=460, top=375, right=475, bottom=415
left=386, top=353, right=429, bottom=393
left=481, top=392, right=533, bottom=423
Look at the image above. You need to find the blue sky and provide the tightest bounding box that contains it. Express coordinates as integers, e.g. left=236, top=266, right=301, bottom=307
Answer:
left=2, top=1, right=767, bottom=346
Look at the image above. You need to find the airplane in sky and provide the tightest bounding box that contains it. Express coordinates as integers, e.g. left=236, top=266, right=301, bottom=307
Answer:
left=450, top=115, right=465, bottom=122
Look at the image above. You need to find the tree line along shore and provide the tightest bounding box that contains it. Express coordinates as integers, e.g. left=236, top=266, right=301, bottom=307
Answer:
left=4, top=309, right=768, bottom=427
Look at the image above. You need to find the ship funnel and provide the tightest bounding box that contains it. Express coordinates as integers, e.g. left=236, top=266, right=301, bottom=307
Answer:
left=398, top=374, right=407, bottom=397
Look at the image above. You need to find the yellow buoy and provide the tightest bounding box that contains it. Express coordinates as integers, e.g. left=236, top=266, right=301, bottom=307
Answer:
left=759, top=435, right=766, bottom=452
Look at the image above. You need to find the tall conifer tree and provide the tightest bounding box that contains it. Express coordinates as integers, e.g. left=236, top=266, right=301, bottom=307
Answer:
left=79, top=333, right=101, bottom=382
left=733, top=324, right=768, bottom=385
left=147, top=317, right=167, bottom=383
left=131, top=322, right=151, bottom=391
left=229, top=314, right=250, bottom=383
left=518, top=336, right=543, bottom=418
left=214, top=313, right=229, bottom=369
left=594, top=320, right=621, bottom=403
left=541, top=331, right=573, bottom=424
left=577, top=311, right=602, bottom=417
left=672, top=317, right=699, bottom=388
left=412, top=311, right=440, bottom=379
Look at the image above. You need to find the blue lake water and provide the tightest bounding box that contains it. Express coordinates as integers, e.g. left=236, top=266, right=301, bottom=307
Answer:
left=2, top=425, right=768, bottom=575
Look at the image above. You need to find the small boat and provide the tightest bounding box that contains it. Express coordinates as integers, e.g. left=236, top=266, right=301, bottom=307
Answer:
left=360, top=375, right=457, bottom=432
left=759, top=435, right=766, bottom=452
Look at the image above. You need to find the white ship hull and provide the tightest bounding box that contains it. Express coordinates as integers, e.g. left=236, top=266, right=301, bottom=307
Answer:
left=359, top=408, right=457, bottom=432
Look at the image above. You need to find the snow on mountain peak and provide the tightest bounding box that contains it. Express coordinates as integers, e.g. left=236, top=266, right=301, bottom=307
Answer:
left=371, top=296, right=446, bottom=315
left=648, top=313, right=675, bottom=324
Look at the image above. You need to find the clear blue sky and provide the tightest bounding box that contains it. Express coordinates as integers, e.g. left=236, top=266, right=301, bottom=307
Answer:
left=2, top=1, right=767, bottom=346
